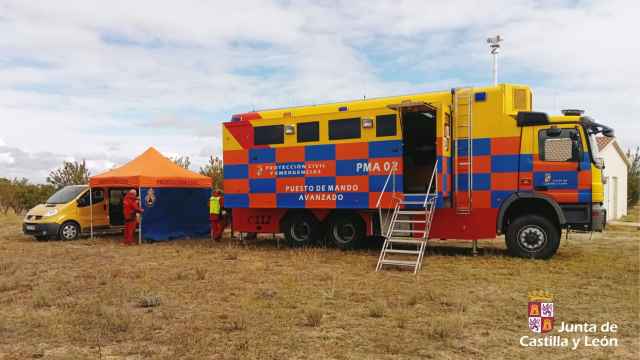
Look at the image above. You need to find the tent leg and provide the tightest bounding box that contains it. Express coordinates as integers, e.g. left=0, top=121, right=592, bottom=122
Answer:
left=89, top=187, right=93, bottom=240
left=138, top=186, right=142, bottom=245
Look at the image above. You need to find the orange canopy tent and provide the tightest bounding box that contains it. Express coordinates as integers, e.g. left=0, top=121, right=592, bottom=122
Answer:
left=90, top=147, right=211, bottom=188
left=89, top=147, right=212, bottom=242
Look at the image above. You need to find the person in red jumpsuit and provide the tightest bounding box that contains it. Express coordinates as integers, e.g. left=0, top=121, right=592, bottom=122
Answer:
left=123, top=189, right=143, bottom=245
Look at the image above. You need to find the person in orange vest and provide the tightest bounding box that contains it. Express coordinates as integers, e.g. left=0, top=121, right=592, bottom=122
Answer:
left=209, top=189, right=225, bottom=241
left=123, top=189, right=143, bottom=245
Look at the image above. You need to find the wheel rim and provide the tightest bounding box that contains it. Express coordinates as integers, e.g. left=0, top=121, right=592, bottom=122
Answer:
left=290, top=221, right=311, bottom=242
left=332, top=223, right=356, bottom=244
left=62, top=224, right=77, bottom=239
left=517, top=225, right=547, bottom=252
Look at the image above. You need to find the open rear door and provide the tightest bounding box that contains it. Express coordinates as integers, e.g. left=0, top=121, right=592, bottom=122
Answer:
left=388, top=101, right=438, bottom=194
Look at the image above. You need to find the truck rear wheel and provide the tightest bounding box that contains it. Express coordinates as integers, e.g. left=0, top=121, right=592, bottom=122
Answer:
left=505, top=215, right=559, bottom=259
left=282, top=212, right=320, bottom=247
left=328, top=213, right=365, bottom=250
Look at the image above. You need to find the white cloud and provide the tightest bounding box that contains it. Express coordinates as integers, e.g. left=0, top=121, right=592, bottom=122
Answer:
left=0, top=152, right=15, bottom=165
left=0, top=0, right=638, bottom=182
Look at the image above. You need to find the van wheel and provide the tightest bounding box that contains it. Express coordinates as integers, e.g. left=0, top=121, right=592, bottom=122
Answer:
left=282, top=213, right=320, bottom=247
left=505, top=215, right=559, bottom=259
left=328, top=213, right=365, bottom=250
left=58, top=221, right=80, bottom=241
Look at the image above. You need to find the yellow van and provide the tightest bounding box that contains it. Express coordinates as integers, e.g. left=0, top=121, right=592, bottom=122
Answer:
left=22, top=185, right=131, bottom=241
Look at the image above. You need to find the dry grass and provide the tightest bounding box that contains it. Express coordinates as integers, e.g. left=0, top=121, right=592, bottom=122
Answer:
left=0, top=210, right=638, bottom=359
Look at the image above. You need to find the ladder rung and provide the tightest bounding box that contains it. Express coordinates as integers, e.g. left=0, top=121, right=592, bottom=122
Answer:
left=380, top=259, right=418, bottom=267
left=384, top=249, right=421, bottom=255
left=395, top=219, right=426, bottom=223
left=397, top=210, right=426, bottom=215
left=400, top=201, right=425, bottom=205
left=392, top=229, right=425, bottom=233
left=388, top=238, right=426, bottom=244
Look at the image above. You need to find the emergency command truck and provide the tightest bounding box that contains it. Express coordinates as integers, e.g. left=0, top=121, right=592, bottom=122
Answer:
left=221, top=84, right=613, bottom=266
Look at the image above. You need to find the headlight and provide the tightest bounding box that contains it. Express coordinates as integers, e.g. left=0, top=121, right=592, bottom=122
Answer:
left=44, top=208, right=59, bottom=217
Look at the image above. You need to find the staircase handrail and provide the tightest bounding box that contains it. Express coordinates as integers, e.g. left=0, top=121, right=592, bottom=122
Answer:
left=423, top=159, right=439, bottom=208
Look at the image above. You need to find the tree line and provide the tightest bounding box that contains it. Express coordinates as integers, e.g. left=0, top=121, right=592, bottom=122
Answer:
left=1, top=156, right=224, bottom=214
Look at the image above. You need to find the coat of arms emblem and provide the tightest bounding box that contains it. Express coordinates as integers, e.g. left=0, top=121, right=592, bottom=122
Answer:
left=145, top=188, right=156, bottom=207
left=528, top=290, right=554, bottom=333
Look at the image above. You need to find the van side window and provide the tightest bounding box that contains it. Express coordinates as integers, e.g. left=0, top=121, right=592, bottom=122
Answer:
left=77, top=189, right=104, bottom=207
left=254, top=125, right=284, bottom=145
left=539, top=128, right=581, bottom=162
left=329, top=118, right=361, bottom=140
left=376, top=114, right=397, bottom=137
left=92, top=189, right=104, bottom=203
left=297, top=121, right=319, bottom=143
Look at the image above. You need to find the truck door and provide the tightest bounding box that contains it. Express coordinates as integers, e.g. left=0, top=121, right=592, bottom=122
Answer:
left=532, top=125, right=586, bottom=203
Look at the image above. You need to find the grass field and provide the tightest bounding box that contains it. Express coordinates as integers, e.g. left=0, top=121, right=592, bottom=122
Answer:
left=1, top=211, right=638, bottom=359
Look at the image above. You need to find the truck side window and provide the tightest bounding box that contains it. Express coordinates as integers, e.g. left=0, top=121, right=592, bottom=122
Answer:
left=376, top=114, right=397, bottom=137
left=297, top=121, right=319, bottom=143
left=329, top=118, right=361, bottom=140
left=254, top=125, right=284, bottom=145
left=539, top=128, right=581, bottom=162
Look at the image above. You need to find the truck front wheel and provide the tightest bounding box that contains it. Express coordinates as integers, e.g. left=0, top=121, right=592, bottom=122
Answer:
left=505, top=215, right=560, bottom=259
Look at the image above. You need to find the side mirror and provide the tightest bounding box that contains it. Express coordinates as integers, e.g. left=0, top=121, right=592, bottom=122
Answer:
left=77, top=198, right=87, bottom=207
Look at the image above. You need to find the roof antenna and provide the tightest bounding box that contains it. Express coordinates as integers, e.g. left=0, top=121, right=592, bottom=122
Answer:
left=487, top=35, right=503, bottom=86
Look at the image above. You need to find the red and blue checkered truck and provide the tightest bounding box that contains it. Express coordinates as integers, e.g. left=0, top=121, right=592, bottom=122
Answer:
left=221, top=84, right=612, bottom=259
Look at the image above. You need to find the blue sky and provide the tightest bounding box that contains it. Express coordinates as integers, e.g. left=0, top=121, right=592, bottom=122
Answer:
left=0, top=0, right=638, bottom=182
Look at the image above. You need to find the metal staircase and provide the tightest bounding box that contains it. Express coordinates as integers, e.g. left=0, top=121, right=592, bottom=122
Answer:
left=453, top=88, right=473, bottom=214
left=376, top=161, right=438, bottom=273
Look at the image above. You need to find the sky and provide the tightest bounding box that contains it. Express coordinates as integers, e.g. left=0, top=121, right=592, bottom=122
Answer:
left=0, top=0, right=638, bottom=183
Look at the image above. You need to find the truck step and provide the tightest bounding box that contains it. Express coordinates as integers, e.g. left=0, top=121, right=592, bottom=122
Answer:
left=397, top=210, right=426, bottom=215
left=387, top=238, right=427, bottom=244
left=383, top=249, right=421, bottom=255
left=379, top=259, right=418, bottom=267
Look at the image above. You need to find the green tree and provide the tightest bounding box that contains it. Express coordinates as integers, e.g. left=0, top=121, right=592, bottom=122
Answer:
left=46, top=160, right=90, bottom=189
left=199, top=156, right=224, bottom=190
left=0, top=178, right=56, bottom=214
left=627, top=146, right=639, bottom=207
left=172, top=156, right=191, bottom=170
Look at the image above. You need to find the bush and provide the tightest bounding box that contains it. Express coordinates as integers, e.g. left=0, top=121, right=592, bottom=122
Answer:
left=304, top=308, right=323, bottom=327
left=368, top=302, right=385, bottom=318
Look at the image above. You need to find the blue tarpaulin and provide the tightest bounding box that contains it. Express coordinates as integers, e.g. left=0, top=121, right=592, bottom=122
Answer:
left=140, top=187, right=211, bottom=241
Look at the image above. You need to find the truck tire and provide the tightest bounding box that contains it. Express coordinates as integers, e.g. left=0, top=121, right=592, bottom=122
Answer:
left=58, top=221, right=80, bottom=241
left=328, top=213, right=365, bottom=250
left=282, top=212, right=320, bottom=247
left=505, top=215, right=560, bottom=259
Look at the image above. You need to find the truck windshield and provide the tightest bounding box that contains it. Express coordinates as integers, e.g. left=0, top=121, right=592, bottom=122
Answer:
left=46, top=186, right=86, bottom=204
